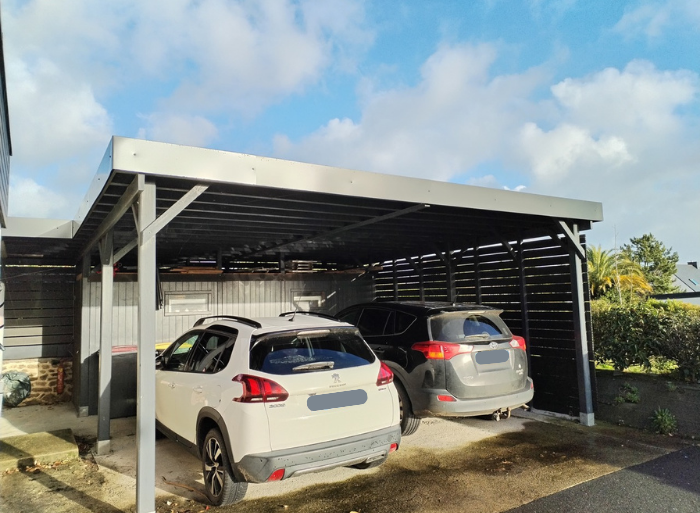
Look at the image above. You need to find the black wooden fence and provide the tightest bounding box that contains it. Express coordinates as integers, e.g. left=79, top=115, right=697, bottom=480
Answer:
left=3, top=266, right=75, bottom=359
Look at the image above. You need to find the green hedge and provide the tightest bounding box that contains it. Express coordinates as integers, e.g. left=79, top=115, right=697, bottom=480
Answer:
left=592, top=299, right=700, bottom=382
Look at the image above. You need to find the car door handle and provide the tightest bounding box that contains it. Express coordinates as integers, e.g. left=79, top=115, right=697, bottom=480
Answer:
left=193, top=386, right=203, bottom=393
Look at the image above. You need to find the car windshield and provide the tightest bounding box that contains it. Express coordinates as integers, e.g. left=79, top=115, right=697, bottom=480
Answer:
left=430, top=312, right=510, bottom=342
left=249, top=327, right=375, bottom=375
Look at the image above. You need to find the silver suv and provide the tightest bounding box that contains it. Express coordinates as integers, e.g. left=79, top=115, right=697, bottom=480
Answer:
left=336, top=302, right=534, bottom=435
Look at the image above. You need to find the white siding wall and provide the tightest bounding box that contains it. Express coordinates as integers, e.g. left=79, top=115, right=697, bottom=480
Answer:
left=86, top=273, right=374, bottom=348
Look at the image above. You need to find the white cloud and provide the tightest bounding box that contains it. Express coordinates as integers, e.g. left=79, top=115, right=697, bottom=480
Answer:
left=5, top=56, right=112, bottom=167
left=551, top=61, right=697, bottom=135
left=9, top=177, right=70, bottom=218
left=137, top=113, right=219, bottom=148
left=614, top=0, right=700, bottom=39
left=518, top=123, right=633, bottom=183
left=275, top=42, right=550, bottom=180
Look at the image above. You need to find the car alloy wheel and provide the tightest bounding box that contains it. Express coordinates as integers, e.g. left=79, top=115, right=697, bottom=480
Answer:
left=201, top=428, right=247, bottom=506
left=203, top=435, right=226, bottom=498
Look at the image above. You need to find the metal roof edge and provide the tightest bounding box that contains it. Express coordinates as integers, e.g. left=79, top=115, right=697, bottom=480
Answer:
left=108, top=136, right=603, bottom=223
left=73, top=138, right=114, bottom=229
left=4, top=217, right=75, bottom=238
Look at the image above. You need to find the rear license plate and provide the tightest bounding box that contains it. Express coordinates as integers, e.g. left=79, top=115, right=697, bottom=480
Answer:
left=475, top=349, right=509, bottom=365
left=307, top=389, right=368, bottom=411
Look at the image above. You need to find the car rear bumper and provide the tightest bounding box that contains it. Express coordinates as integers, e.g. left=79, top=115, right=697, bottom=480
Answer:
left=414, top=378, right=534, bottom=417
left=234, top=424, right=401, bottom=483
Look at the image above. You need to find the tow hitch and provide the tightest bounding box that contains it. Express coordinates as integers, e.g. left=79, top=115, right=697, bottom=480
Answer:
left=491, top=407, right=511, bottom=421
left=491, top=404, right=530, bottom=421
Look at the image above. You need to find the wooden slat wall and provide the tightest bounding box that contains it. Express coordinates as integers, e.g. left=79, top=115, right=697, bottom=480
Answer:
left=85, top=273, right=374, bottom=348
left=4, top=266, right=76, bottom=359
left=375, top=236, right=596, bottom=417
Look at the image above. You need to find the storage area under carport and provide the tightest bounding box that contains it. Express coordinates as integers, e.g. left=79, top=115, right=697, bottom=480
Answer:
left=1, top=136, right=603, bottom=513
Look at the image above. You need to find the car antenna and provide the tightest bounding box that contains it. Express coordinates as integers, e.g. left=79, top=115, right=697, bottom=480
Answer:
left=289, top=308, right=297, bottom=322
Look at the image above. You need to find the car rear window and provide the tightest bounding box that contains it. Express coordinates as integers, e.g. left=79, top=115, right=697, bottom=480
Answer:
left=430, top=312, right=511, bottom=342
left=249, top=327, right=376, bottom=375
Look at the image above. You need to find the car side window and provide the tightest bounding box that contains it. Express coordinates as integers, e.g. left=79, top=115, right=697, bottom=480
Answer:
left=337, top=309, right=361, bottom=326
left=162, top=332, right=200, bottom=371
left=189, top=331, right=238, bottom=374
left=394, top=311, right=416, bottom=334
left=356, top=308, right=391, bottom=337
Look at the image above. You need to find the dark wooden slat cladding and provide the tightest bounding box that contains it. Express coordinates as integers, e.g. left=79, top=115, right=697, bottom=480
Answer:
left=4, top=267, right=75, bottom=359
left=375, top=235, right=594, bottom=417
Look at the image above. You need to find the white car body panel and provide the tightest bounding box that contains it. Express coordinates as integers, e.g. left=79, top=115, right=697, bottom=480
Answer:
left=263, top=363, right=397, bottom=451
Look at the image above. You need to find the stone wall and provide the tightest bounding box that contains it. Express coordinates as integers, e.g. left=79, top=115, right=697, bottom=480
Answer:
left=2, top=358, right=73, bottom=406
left=596, top=370, right=700, bottom=438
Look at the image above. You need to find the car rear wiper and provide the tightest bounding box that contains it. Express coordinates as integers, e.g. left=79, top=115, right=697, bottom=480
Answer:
left=292, top=361, right=335, bottom=372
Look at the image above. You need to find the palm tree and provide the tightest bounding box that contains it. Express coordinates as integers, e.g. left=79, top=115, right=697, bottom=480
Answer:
left=587, top=245, right=651, bottom=299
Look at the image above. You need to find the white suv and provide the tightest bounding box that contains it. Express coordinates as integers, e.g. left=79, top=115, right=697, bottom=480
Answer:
left=155, top=313, right=401, bottom=506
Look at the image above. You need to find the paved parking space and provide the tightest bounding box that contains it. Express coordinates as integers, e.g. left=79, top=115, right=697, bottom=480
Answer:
left=1, top=403, right=694, bottom=512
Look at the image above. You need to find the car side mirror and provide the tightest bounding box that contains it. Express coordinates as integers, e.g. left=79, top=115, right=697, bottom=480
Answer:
left=155, top=353, right=168, bottom=369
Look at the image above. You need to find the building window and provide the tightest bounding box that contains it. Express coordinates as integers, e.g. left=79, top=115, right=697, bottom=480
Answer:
left=164, top=292, right=211, bottom=316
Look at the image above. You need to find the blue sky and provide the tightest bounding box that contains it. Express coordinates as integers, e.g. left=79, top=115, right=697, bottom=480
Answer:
left=3, top=0, right=699, bottom=261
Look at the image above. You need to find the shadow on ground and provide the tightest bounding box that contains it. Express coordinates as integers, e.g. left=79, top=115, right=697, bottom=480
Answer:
left=155, top=419, right=688, bottom=513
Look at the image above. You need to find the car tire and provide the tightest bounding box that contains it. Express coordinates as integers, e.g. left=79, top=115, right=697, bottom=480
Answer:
left=395, top=380, right=420, bottom=436
left=351, top=454, right=388, bottom=470
left=202, top=428, right=248, bottom=506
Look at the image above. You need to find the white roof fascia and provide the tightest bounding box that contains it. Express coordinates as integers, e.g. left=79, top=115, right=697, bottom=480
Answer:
left=77, top=136, right=604, bottom=235
left=4, top=217, right=76, bottom=238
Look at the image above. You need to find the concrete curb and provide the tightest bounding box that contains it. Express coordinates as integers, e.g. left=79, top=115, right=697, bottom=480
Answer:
left=0, top=428, right=79, bottom=472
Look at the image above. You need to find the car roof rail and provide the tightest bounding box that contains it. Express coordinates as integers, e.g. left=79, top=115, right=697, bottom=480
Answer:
left=279, top=311, right=337, bottom=321
left=193, top=315, right=262, bottom=329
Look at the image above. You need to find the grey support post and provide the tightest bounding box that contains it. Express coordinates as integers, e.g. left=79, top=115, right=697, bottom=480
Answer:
left=97, top=231, right=114, bottom=455
left=561, top=222, right=595, bottom=426
left=136, top=181, right=157, bottom=513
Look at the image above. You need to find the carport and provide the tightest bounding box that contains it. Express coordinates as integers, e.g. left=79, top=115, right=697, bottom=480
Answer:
left=2, top=136, right=603, bottom=513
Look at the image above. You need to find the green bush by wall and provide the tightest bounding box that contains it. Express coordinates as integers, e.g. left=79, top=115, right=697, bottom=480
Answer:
left=592, top=299, right=700, bottom=382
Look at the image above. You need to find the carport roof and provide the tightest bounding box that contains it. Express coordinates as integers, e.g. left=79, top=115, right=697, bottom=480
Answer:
left=3, top=137, right=603, bottom=268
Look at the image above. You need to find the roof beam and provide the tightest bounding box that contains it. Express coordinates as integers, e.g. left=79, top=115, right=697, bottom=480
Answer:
left=558, top=220, right=586, bottom=260
left=142, top=184, right=208, bottom=243
left=113, top=234, right=138, bottom=263
left=79, top=174, right=145, bottom=259
left=243, top=203, right=430, bottom=257
left=119, top=185, right=209, bottom=257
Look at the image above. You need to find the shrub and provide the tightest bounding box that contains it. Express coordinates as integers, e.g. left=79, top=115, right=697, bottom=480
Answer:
left=650, top=407, right=677, bottom=435
left=592, top=299, right=700, bottom=382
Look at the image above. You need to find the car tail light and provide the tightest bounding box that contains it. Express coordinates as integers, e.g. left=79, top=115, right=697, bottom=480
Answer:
left=232, top=374, right=289, bottom=403
left=377, top=362, right=394, bottom=386
left=389, top=443, right=398, bottom=453
left=412, top=341, right=473, bottom=360
left=437, top=394, right=456, bottom=402
left=509, top=336, right=527, bottom=351
left=267, top=469, right=285, bottom=482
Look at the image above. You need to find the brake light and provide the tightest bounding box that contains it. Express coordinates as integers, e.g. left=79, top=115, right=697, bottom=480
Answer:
left=389, top=443, right=398, bottom=453
left=437, top=394, right=456, bottom=402
left=412, top=341, right=473, bottom=360
left=377, top=362, right=394, bottom=386
left=509, top=336, right=527, bottom=351
left=232, top=374, right=289, bottom=403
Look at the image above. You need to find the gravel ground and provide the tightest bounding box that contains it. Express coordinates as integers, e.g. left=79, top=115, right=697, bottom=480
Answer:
left=0, top=411, right=691, bottom=513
